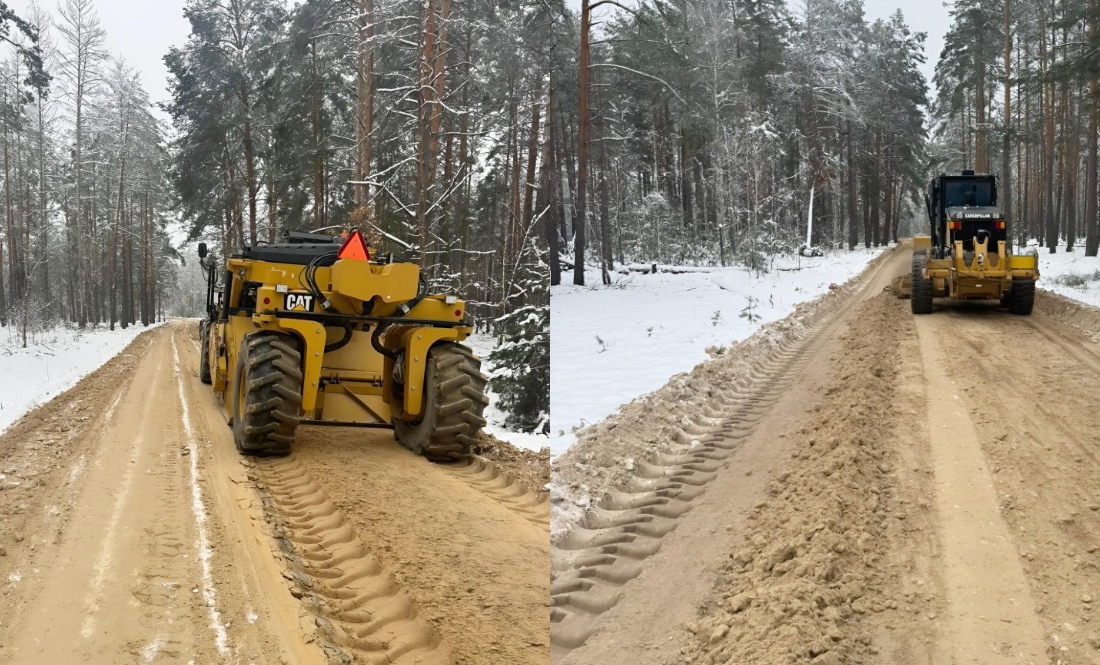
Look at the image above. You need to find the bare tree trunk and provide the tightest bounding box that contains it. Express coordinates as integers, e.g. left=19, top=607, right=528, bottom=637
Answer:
left=354, top=0, right=374, bottom=210
left=596, top=71, right=613, bottom=281
left=111, top=157, right=123, bottom=329
left=145, top=193, right=154, bottom=324
left=846, top=122, right=858, bottom=249
left=507, top=73, right=521, bottom=268
left=546, top=84, right=561, bottom=287
left=871, top=130, right=882, bottom=246
left=1042, top=3, right=1058, bottom=251
left=1067, top=90, right=1080, bottom=251
left=574, top=0, right=591, bottom=285
left=416, top=0, right=440, bottom=265
left=1087, top=0, right=1100, bottom=255
left=522, top=93, right=541, bottom=232
left=5, top=122, right=15, bottom=311
left=122, top=201, right=132, bottom=327
left=310, top=41, right=325, bottom=228
left=1003, top=0, right=1014, bottom=241
left=456, top=32, right=472, bottom=277
left=975, top=55, right=987, bottom=172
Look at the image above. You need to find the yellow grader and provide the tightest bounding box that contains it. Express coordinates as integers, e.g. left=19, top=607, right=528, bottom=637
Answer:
left=911, top=170, right=1039, bottom=315
left=197, top=230, right=488, bottom=459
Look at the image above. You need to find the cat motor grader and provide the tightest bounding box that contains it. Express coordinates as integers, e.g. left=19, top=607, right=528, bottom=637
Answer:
left=197, top=230, right=489, bottom=459
left=911, top=170, right=1039, bottom=315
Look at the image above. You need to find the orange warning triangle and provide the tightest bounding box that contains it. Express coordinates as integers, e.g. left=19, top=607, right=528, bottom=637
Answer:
left=337, top=230, right=370, bottom=261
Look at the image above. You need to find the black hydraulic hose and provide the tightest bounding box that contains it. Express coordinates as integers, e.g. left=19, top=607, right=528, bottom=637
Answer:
left=323, top=323, right=354, bottom=354
left=393, top=274, right=428, bottom=317
left=370, top=321, right=397, bottom=359
left=306, top=251, right=339, bottom=313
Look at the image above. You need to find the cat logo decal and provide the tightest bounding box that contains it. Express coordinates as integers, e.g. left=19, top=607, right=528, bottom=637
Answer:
left=285, top=293, right=314, bottom=312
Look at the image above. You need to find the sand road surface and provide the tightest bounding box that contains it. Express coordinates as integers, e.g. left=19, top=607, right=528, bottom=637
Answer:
left=0, top=321, right=548, bottom=665
left=552, top=244, right=1100, bottom=665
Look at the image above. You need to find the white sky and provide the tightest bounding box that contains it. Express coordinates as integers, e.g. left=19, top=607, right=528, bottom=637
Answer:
left=6, top=0, right=191, bottom=110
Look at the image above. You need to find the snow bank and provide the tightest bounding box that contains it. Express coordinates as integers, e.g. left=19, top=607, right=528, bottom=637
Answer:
left=0, top=323, right=158, bottom=435
left=550, top=247, right=885, bottom=457
left=1029, top=241, right=1100, bottom=309
left=465, top=333, right=550, bottom=453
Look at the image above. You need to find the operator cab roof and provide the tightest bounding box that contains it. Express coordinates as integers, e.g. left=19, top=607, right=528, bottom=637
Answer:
left=232, top=241, right=340, bottom=265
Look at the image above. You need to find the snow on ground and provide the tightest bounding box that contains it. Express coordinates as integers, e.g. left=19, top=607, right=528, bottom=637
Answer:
left=465, top=333, right=550, bottom=453
left=550, top=247, right=886, bottom=457
left=0, top=322, right=159, bottom=435
left=1028, top=240, right=1100, bottom=309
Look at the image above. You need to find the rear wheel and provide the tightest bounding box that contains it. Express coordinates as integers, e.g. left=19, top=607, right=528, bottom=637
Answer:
left=199, top=321, right=212, bottom=384
left=911, top=252, right=933, bottom=314
left=394, top=343, right=489, bottom=461
left=231, top=332, right=303, bottom=455
left=1009, top=279, right=1035, bottom=315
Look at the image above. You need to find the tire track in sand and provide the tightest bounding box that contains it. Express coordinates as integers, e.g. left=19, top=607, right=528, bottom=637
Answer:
left=913, top=314, right=1047, bottom=663
left=549, top=287, right=842, bottom=659
left=250, top=454, right=453, bottom=665
left=442, top=456, right=549, bottom=526
left=549, top=248, right=906, bottom=664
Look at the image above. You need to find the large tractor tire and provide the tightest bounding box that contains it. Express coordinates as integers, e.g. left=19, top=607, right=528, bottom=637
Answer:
left=394, top=342, right=489, bottom=461
left=231, top=332, right=303, bottom=455
left=911, top=252, right=934, bottom=315
left=1009, top=279, right=1035, bottom=315
left=199, top=321, right=212, bottom=384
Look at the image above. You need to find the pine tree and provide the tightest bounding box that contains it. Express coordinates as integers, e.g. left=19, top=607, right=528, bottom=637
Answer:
left=489, top=239, right=549, bottom=434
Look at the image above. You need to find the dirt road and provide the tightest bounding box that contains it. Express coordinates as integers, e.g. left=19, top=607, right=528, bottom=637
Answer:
left=551, top=245, right=1100, bottom=664
left=0, top=321, right=548, bottom=664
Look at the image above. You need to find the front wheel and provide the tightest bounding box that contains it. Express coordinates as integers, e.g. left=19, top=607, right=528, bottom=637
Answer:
left=394, top=343, right=489, bottom=460
left=199, top=321, right=212, bottom=384
left=1009, top=279, right=1035, bottom=315
left=911, top=252, right=933, bottom=314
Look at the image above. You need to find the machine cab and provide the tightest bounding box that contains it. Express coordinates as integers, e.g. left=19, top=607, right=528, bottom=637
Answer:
left=925, top=171, right=1006, bottom=256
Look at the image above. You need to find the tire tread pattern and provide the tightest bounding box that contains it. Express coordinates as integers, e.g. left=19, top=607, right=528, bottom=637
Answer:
left=911, top=252, right=933, bottom=314
left=1010, top=279, right=1035, bottom=315
left=234, top=332, right=302, bottom=455
left=395, top=343, right=489, bottom=460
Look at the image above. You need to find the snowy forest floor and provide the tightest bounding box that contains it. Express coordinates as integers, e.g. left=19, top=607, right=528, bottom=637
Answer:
left=466, top=333, right=550, bottom=453
left=1029, top=240, right=1100, bottom=309
left=549, top=247, right=887, bottom=457
left=0, top=321, right=160, bottom=434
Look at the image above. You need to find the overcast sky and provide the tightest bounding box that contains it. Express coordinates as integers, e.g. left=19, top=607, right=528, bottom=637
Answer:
left=7, top=0, right=191, bottom=111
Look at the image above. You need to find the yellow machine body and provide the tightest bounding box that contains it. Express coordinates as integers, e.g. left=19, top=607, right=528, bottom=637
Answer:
left=909, top=172, right=1039, bottom=315
left=914, top=233, right=1039, bottom=301
left=206, top=254, right=471, bottom=427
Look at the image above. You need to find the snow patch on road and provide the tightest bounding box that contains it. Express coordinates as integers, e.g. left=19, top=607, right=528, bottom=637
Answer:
left=0, top=323, right=156, bottom=436
left=65, top=454, right=87, bottom=486
left=171, top=337, right=230, bottom=656
left=550, top=247, right=885, bottom=456
left=141, top=636, right=166, bottom=662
